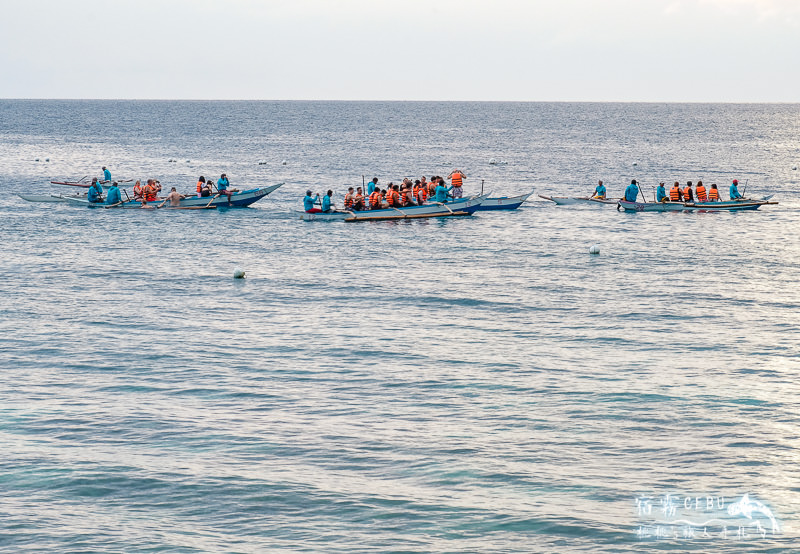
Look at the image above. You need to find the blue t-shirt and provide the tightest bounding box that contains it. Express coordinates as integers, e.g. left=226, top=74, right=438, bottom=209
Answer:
left=303, top=194, right=318, bottom=211
left=321, top=195, right=332, bottom=212
left=103, top=169, right=111, bottom=181
left=594, top=184, right=606, bottom=198
left=367, top=182, right=376, bottom=195
left=730, top=183, right=742, bottom=199
left=106, top=186, right=122, bottom=204
left=217, top=177, right=229, bottom=191
left=434, top=184, right=452, bottom=203
left=87, top=183, right=103, bottom=203
left=656, top=186, right=667, bottom=202
left=624, top=183, right=639, bottom=202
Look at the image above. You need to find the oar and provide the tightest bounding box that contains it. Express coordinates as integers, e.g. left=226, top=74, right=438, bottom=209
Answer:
left=435, top=202, right=455, bottom=214
left=205, top=193, right=220, bottom=208
left=104, top=201, right=123, bottom=209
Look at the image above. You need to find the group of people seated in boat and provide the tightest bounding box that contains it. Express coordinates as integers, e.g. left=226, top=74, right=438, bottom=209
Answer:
left=194, top=174, right=235, bottom=203
left=593, top=179, right=745, bottom=203
left=303, top=171, right=467, bottom=213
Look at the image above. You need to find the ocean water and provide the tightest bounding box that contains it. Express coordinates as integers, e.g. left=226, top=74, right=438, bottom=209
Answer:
left=1, top=100, right=799, bottom=552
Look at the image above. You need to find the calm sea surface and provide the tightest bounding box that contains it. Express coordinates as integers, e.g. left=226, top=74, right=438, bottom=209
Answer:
left=1, top=100, right=799, bottom=552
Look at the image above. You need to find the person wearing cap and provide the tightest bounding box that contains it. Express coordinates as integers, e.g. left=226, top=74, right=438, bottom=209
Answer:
left=623, top=179, right=640, bottom=202
left=105, top=182, right=122, bottom=205
left=217, top=173, right=233, bottom=205
left=158, top=187, right=184, bottom=208
left=87, top=178, right=104, bottom=203
left=592, top=180, right=606, bottom=199
left=730, top=179, right=743, bottom=200
left=102, top=166, right=111, bottom=183
left=656, top=182, right=667, bottom=202
left=303, top=190, right=321, bottom=213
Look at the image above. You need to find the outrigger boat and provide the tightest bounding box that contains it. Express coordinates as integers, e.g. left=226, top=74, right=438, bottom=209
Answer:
left=538, top=194, right=618, bottom=206
left=63, top=184, right=283, bottom=209
left=472, top=190, right=533, bottom=210
left=299, top=193, right=490, bottom=221
left=617, top=197, right=777, bottom=212
left=18, top=192, right=87, bottom=203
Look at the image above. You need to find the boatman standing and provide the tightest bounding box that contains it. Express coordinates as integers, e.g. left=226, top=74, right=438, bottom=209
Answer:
left=87, top=178, right=104, bottom=203
left=102, top=166, right=111, bottom=183
left=730, top=179, right=743, bottom=200
left=448, top=169, right=466, bottom=199
left=105, top=182, right=122, bottom=205
left=304, top=190, right=321, bottom=213
left=623, top=179, right=640, bottom=202
left=592, top=180, right=606, bottom=199
left=656, top=182, right=667, bottom=202
left=434, top=180, right=453, bottom=203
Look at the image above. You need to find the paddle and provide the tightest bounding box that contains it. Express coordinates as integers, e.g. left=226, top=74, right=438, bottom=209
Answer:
left=104, top=201, right=123, bottom=209
left=205, top=193, right=220, bottom=208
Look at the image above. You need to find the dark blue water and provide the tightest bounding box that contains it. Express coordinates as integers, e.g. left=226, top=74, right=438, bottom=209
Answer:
left=1, top=100, right=799, bottom=552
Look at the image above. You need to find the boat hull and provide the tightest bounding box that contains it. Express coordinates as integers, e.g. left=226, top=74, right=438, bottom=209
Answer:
left=473, top=190, right=533, bottom=210
left=300, top=194, right=489, bottom=221
left=64, top=184, right=282, bottom=209
left=617, top=199, right=777, bottom=212
left=19, top=193, right=86, bottom=203
left=539, top=194, right=618, bottom=206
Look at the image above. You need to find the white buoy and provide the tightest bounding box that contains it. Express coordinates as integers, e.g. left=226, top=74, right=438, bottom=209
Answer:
left=186, top=160, right=191, bottom=163
left=233, top=268, right=246, bottom=279
left=34, top=158, right=39, bottom=162
left=632, top=162, right=638, bottom=166
left=793, top=166, right=797, bottom=171
left=45, top=158, right=50, bottom=162
left=489, top=158, right=497, bottom=165
left=281, top=160, right=287, bottom=165
left=589, top=244, right=600, bottom=255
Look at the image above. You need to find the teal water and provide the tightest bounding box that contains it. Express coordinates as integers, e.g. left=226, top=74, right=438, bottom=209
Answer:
left=1, top=101, right=799, bottom=552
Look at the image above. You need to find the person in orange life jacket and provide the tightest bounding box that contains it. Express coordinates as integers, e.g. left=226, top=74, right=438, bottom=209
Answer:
left=417, top=181, right=428, bottom=205
left=344, top=187, right=355, bottom=210
left=142, top=179, right=159, bottom=203
left=683, top=182, right=694, bottom=203
left=448, top=169, right=466, bottom=199
left=420, top=176, right=428, bottom=194
left=695, top=181, right=707, bottom=202
left=669, top=182, right=682, bottom=201
left=387, top=185, right=401, bottom=207
left=132, top=180, right=144, bottom=201
left=708, top=184, right=720, bottom=201
left=368, top=188, right=382, bottom=210
left=353, top=187, right=365, bottom=211
left=196, top=176, right=210, bottom=197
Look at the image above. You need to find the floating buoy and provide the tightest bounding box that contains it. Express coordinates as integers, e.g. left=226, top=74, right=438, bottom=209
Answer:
left=45, top=158, right=50, bottom=162
left=489, top=158, right=497, bottom=165
left=34, top=158, right=39, bottom=162
left=793, top=166, right=797, bottom=171
left=589, top=244, right=600, bottom=255
left=281, top=160, right=287, bottom=165
left=233, top=268, right=246, bottom=279
left=632, top=162, right=638, bottom=166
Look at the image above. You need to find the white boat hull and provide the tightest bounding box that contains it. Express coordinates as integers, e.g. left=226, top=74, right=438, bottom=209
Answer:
left=539, top=194, right=618, bottom=205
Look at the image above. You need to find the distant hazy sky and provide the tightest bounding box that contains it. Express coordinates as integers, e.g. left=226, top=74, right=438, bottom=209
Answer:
left=1, top=0, right=798, bottom=101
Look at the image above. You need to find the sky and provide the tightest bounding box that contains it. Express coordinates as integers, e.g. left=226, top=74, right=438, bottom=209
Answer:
left=1, top=0, right=798, bottom=101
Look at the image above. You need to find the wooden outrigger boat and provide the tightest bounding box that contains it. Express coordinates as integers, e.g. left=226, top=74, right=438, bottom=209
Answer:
left=617, top=197, right=777, bottom=212
left=18, top=192, right=87, bottom=203
left=538, top=194, right=618, bottom=206
left=299, top=194, right=489, bottom=221
left=472, top=190, right=533, bottom=210
left=62, top=184, right=283, bottom=209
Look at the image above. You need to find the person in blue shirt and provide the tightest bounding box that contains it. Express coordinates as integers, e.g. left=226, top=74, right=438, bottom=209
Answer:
left=367, top=177, right=378, bottom=196
left=656, top=182, right=667, bottom=202
left=624, top=179, right=640, bottom=202
left=217, top=173, right=233, bottom=205
left=592, top=180, right=606, bottom=199
left=303, top=190, right=321, bottom=213
left=87, top=178, right=104, bottom=203
left=321, top=190, right=334, bottom=212
left=729, top=179, right=743, bottom=200
left=105, top=182, right=122, bottom=205
left=434, top=181, right=453, bottom=203
left=101, top=166, right=111, bottom=182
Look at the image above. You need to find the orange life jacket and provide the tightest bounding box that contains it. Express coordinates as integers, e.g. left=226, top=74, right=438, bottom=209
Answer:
left=683, top=187, right=693, bottom=201
left=401, top=189, right=413, bottom=206
left=669, top=186, right=681, bottom=201
left=696, top=185, right=707, bottom=202
left=354, top=193, right=364, bottom=206
left=388, top=190, right=400, bottom=207
left=451, top=172, right=463, bottom=187
left=144, top=184, right=157, bottom=202
left=369, top=191, right=382, bottom=209
left=344, top=194, right=354, bottom=209
left=708, top=188, right=720, bottom=201
left=418, top=187, right=427, bottom=204
left=428, top=182, right=437, bottom=196
left=197, top=180, right=204, bottom=193
left=133, top=183, right=144, bottom=198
